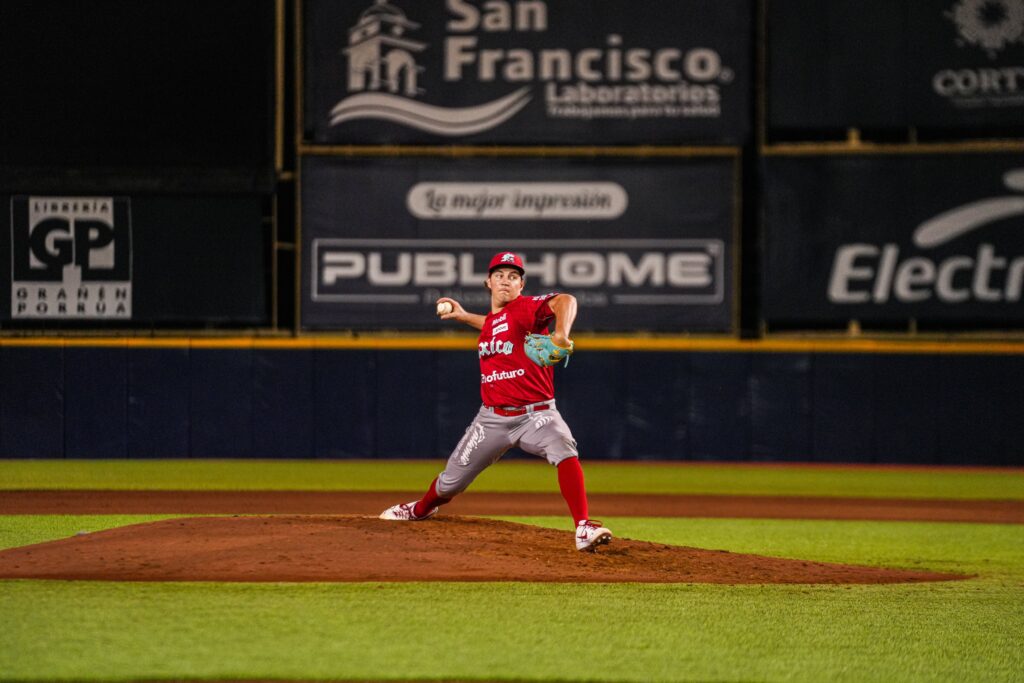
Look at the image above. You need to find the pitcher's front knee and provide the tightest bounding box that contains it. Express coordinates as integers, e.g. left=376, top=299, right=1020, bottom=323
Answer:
left=539, top=435, right=579, bottom=466
left=547, top=449, right=579, bottom=467
left=436, top=470, right=471, bottom=498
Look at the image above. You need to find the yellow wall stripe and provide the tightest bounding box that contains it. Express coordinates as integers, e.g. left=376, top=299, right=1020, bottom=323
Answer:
left=298, top=145, right=740, bottom=158
left=762, top=140, right=1024, bottom=156
left=2, top=335, right=1024, bottom=355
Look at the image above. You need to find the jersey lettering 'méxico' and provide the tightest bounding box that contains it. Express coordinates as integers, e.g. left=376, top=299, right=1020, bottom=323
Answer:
left=478, top=293, right=558, bottom=407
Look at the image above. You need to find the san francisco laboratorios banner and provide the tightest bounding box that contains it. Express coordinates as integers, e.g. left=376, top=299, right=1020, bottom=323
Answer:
left=303, top=0, right=751, bottom=145
left=301, top=156, right=737, bottom=331
left=762, top=154, right=1024, bottom=328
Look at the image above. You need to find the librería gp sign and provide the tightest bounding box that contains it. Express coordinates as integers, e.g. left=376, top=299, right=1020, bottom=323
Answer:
left=9, top=196, right=133, bottom=319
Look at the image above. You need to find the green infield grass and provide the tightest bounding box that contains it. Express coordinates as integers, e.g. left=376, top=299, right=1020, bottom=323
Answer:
left=2, top=511, right=1024, bottom=682
left=2, top=458, right=1023, bottom=499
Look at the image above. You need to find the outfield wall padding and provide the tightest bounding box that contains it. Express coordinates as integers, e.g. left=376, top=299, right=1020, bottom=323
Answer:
left=127, top=348, right=190, bottom=459
left=0, top=346, right=1020, bottom=465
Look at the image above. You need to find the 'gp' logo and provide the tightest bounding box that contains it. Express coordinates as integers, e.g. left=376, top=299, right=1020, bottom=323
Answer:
left=12, top=197, right=131, bottom=282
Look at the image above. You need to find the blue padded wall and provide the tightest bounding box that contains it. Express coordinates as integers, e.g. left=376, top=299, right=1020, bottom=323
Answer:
left=375, top=352, right=438, bottom=459
left=871, top=355, right=940, bottom=464
left=622, top=353, right=691, bottom=460
left=253, top=349, right=314, bottom=459
left=1, top=344, right=1022, bottom=464
left=1, top=346, right=63, bottom=458
left=558, top=352, right=628, bottom=460
left=688, top=353, right=751, bottom=460
left=434, top=350, right=482, bottom=458
left=64, top=346, right=127, bottom=459
left=934, top=355, right=1022, bottom=467
left=749, top=353, right=812, bottom=461
left=811, top=354, right=875, bottom=462
left=313, top=350, right=376, bottom=458
left=127, top=348, right=190, bottom=459
left=189, top=348, right=254, bottom=458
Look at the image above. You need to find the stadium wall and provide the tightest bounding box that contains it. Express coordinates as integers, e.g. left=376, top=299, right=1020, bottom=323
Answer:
left=1, top=341, right=1020, bottom=465
left=4, top=1, right=1024, bottom=468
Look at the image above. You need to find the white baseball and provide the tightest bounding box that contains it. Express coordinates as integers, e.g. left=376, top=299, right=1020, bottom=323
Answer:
left=436, top=301, right=453, bottom=316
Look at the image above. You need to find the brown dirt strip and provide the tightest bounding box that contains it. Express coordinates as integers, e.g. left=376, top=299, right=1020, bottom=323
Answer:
left=2, top=490, right=1021, bottom=523
left=0, top=515, right=967, bottom=584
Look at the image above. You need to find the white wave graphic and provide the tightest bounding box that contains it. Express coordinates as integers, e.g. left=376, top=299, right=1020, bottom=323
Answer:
left=915, top=170, right=1024, bottom=248
left=329, top=87, right=531, bottom=136
left=914, top=197, right=1024, bottom=247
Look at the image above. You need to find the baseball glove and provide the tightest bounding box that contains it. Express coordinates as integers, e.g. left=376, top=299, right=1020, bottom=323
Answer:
left=524, top=333, right=574, bottom=367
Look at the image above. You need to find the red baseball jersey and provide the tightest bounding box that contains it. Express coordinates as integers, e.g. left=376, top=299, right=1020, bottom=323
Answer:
left=478, top=293, right=559, bottom=407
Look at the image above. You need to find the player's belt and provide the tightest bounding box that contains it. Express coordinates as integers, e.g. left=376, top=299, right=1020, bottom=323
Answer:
left=489, top=402, right=552, bottom=417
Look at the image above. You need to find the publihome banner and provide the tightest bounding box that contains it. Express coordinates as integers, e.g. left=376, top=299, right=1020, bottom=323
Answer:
left=301, top=156, right=737, bottom=331
left=303, top=0, right=751, bottom=145
left=1, top=195, right=268, bottom=327
left=762, top=154, right=1024, bottom=327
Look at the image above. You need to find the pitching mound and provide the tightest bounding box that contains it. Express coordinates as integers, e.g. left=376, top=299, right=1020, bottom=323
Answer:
left=0, top=515, right=965, bottom=584
left=5, top=490, right=1021, bottom=523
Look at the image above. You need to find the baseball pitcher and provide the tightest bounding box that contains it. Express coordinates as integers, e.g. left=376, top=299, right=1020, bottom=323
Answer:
left=380, top=251, right=612, bottom=552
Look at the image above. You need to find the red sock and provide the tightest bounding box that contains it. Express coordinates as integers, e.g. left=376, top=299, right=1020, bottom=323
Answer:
left=557, top=457, right=589, bottom=526
left=413, top=477, right=451, bottom=518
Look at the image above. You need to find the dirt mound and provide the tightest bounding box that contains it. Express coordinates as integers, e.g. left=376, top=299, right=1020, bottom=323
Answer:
left=0, top=515, right=966, bottom=584
left=3, top=491, right=1020, bottom=524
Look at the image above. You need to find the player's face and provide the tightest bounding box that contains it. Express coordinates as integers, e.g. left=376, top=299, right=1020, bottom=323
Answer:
left=486, top=267, right=524, bottom=305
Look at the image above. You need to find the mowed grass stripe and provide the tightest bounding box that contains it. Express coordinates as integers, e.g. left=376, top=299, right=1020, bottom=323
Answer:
left=2, top=581, right=1022, bottom=682
left=1, top=460, right=1022, bottom=500
left=1, top=512, right=1023, bottom=683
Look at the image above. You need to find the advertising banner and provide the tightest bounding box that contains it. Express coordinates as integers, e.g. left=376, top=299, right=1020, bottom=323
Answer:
left=303, top=0, right=751, bottom=145
left=9, top=196, right=133, bottom=319
left=301, top=156, right=737, bottom=331
left=0, top=0, right=275, bottom=169
left=908, top=0, right=1024, bottom=128
left=766, top=0, right=1024, bottom=135
left=1, top=195, right=268, bottom=327
left=762, top=154, right=1024, bottom=327
left=766, top=2, right=907, bottom=132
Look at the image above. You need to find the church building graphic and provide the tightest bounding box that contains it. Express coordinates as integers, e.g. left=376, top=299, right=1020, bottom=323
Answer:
left=344, top=0, right=426, bottom=98
left=329, top=0, right=531, bottom=136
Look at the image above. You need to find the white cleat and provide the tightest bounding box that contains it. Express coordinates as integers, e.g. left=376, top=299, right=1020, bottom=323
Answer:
left=575, top=520, right=612, bottom=552
left=379, top=501, right=438, bottom=521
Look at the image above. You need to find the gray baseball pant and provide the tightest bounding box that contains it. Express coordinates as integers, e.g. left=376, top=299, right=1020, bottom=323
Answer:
left=435, top=400, right=578, bottom=497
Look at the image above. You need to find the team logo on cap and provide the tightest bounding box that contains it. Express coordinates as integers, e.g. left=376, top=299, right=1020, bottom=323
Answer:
left=501, top=253, right=516, bottom=263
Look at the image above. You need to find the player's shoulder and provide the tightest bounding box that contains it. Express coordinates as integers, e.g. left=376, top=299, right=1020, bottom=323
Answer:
left=519, top=292, right=560, bottom=305
left=509, top=293, right=559, bottom=323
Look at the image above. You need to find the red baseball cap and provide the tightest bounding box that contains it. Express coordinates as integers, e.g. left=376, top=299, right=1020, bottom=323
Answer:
left=488, top=251, right=525, bottom=275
